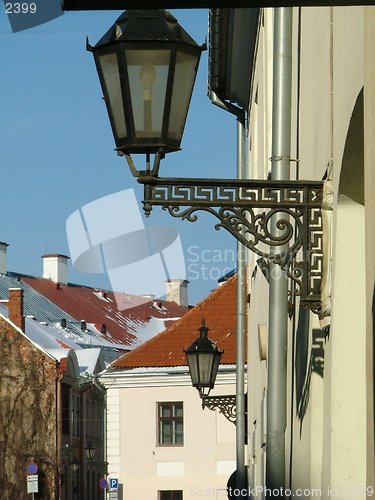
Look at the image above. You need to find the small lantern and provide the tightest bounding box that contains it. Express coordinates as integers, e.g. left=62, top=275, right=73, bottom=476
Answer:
left=71, top=461, right=80, bottom=472
left=88, top=9, right=205, bottom=156
left=185, top=318, right=223, bottom=397
left=85, top=443, right=96, bottom=461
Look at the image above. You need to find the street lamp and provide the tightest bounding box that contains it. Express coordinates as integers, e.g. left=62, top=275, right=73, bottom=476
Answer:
left=87, top=9, right=205, bottom=174
left=71, top=461, right=80, bottom=472
left=185, top=318, right=223, bottom=397
left=88, top=9, right=324, bottom=314
left=85, top=443, right=96, bottom=461
left=185, top=319, right=237, bottom=423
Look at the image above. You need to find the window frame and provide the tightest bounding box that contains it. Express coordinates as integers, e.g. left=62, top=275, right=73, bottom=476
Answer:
left=157, top=401, right=184, bottom=446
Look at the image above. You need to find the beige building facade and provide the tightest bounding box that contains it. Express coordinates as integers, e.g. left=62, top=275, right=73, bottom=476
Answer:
left=101, top=368, right=236, bottom=499
left=246, top=5, right=374, bottom=499
left=100, top=274, right=240, bottom=500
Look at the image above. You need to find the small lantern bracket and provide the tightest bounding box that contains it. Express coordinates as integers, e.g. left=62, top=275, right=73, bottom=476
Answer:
left=201, top=394, right=237, bottom=424
left=138, top=174, right=324, bottom=314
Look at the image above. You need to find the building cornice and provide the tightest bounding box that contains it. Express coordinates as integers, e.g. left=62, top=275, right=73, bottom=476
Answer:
left=99, top=365, right=240, bottom=389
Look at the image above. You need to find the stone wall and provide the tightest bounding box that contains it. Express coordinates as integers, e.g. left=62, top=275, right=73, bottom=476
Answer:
left=0, top=318, right=59, bottom=499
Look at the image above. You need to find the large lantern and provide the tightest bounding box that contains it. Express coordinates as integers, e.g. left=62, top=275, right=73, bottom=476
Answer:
left=88, top=9, right=205, bottom=156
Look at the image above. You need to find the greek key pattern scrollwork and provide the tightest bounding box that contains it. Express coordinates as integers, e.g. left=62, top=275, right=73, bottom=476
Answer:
left=150, top=179, right=322, bottom=209
left=139, top=176, right=324, bottom=314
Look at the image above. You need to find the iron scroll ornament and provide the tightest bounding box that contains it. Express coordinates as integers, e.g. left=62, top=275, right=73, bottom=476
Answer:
left=201, top=395, right=237, bottom=423
left=138, top=176, right=324, bottom=314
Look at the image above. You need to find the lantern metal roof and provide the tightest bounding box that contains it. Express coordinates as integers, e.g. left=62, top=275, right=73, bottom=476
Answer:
left=92, top=9, right=201, bottom=47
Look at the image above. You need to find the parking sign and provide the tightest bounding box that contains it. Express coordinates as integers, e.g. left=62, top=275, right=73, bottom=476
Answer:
left=110, top=478, right=119, bottom=490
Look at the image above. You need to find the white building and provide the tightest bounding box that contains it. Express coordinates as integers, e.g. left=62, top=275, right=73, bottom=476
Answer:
left=100, top=276, right=240, bottom=500
left=206, top=5, right=374, bottom=498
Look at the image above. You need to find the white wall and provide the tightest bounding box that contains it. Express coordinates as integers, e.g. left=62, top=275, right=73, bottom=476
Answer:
left=364, top=7, right=375, bottom=489
left=246, top=264, right=269, bottom=497
left=246, top=4, right=374, bottom=498
left=102, top=369, right=236, bottom=500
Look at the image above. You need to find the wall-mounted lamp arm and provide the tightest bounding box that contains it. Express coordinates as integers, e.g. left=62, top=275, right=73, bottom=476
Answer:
left=138, top=174, right=324, bottom=314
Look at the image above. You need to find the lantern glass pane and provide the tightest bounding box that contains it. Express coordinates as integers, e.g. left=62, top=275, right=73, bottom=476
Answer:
left=125, top=49, right=170, bottom=139
left=168, top=51, right=199, bottom=141
left=211, top=352, right=221, bottom=386
left=97, top=52, right=127, bottom=139
left=186, top=352, right=199, bottom=386
left=197, top=352, right=216, bottom=387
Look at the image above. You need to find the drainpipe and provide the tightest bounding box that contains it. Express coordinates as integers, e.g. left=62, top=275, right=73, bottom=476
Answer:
left=92, top=375, right=108, bottom=485
left=236, top=114, right=247, bottom=496
left=209, top=90, right=247, bottom=495
left=56, top=367, right=63, bottom=499
left=266, top=7, right=293, bottom=493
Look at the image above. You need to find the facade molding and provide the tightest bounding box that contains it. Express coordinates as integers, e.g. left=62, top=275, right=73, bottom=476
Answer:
left=100, top=366, right=238, bottom=389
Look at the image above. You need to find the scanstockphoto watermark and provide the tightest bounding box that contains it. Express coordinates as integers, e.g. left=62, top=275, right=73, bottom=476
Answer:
left=66, top=189, right=186, bottom=311
left=189, top=485, right=374, bottom=497
left=187, top=245, right=236, bottom=281
left=186, top=244, right=320, bottom=283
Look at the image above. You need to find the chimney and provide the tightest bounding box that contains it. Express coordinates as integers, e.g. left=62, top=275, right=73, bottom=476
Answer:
left=0, top=242, right=9, bottom=275
left=8, top=288, right=25, bottom=332
left=42, top=254, right=69, bottom=285
left=166, top=279, right=189, bottom=308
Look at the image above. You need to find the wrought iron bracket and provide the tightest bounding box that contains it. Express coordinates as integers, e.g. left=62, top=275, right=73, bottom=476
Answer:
left=138, top=175, right=324, bottom=314
left=201, top=395, right=236, bottom=423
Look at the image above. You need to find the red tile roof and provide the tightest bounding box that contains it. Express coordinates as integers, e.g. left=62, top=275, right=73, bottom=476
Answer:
left=22, top=276, right=187, bottom=347
left=111, top=275, right=246, bottom=369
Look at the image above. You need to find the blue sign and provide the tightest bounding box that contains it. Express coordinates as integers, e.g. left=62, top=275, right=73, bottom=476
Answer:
left=26, top=463, right=38, bottom=475
left=110, top=478, right=119, bottom=489
left=99, top=478, right=109, bottom=490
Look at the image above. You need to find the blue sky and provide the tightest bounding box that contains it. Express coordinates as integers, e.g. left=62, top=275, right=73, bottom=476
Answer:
left=0, top=7, right=238, bottom=305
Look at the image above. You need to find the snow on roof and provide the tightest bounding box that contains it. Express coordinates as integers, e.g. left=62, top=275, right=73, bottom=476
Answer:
left=126, top=316, right=179, bottom=349
left=16, top=274, right=188, bottom=347
left=47, top=348, right=72, bottom=362
left=0, top=302, right=110, bottom=375
left=75, top=348, right=104, bottom=376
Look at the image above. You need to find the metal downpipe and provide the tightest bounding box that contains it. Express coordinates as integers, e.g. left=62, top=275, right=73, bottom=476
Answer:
left=209, top=90, right=247, bottom=495
left=266, top=6, right=293, bottom=494
left=236, top=112, right=247, bottom=496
